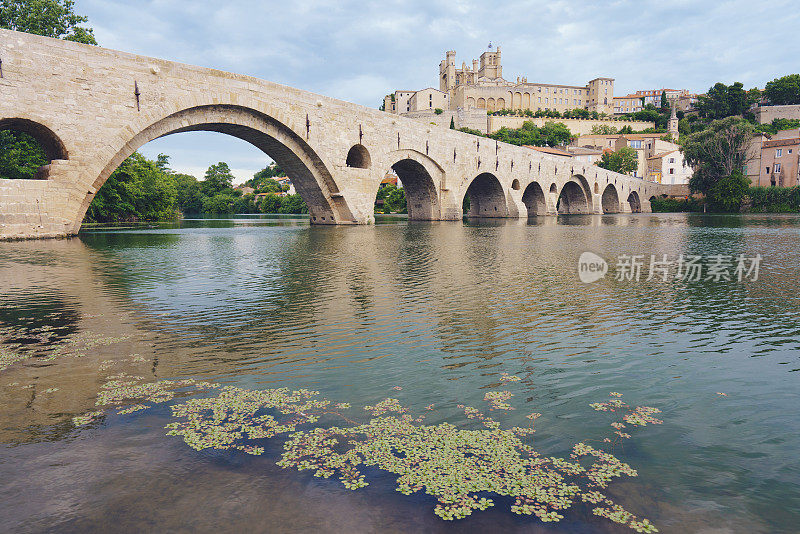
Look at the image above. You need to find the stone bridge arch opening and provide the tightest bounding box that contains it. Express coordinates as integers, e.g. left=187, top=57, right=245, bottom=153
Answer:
left=522, top=181, right=546, bottom=216
left=76, top=104, right=352, bottom=232
left=628, top=191, right=642, bottom=213
left=463, top=172, right=508, bottom=218
left=556, top=181, right=589, bottom=214
left=601, top=184, right=621, bottom=213
left=0, top=118, right=69, bottom=180
left=375, top=154, right=440, bottom=220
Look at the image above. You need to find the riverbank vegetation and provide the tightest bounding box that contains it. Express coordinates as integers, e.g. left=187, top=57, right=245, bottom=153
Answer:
left=84, top=153, right=308, bottom=223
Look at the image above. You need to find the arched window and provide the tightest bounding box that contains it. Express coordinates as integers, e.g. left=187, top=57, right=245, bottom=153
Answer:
left=346, top=144, right=371, bottom=169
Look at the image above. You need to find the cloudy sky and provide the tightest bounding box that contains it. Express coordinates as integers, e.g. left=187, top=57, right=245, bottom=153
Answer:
left=78, top=0, right=799, bottom=183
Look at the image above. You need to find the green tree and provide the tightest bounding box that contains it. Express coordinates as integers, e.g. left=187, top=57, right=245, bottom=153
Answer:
left=681, top=116, right=754, bottom=202
left=375, top=184, right=406, bottom=213
left=258, top=193, right=283, bottom=213
left=234, top=193, right=258, bottom=214
left=84, top=152, right=178, bottom=222
left=660, top=91, right=668, bottom=112
left=591, top=124, right=618, bottom=135
left=201, top=162, right=235, bottom=196
left=764, top=74, right=800, bottom=105
left=597, top=147, right=638, bottom=175
left=0, top=130, right=48, bottom=179
left=696, top=82, right=756, bottom=120
left=246, top=163, right=286, bottom=190
left=0, top=0, right=96, bottom=44
left=707, top=171, right=749, bottom=212
left=278, top=194, right=308, bottom=214
left=201, top=192, right=237, bottom=214
left=539, top=121, right=572, bottom=146
left=450, top=116, right=455, bottom=129
left=174, top=173, right=203, bottom=214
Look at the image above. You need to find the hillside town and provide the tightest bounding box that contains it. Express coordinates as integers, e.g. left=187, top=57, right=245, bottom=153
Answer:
left=382, top=44, right=800, bottom=190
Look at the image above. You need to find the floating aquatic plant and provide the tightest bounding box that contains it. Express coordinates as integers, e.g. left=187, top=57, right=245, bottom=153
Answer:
left=155, top=385, right=660, bottom=531
left=69, top=370, right=660, bottom=532
left=72, top=410, right=104, bottom=426
left=0, top=345, right=29, bottom=371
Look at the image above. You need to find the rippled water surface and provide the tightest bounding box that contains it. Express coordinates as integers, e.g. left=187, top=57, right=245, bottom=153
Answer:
left=1, top=213, right=799, bottom=533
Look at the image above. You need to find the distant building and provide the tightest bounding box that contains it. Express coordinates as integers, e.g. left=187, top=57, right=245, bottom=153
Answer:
left=384, top=44, right=615, bottom=117
left=573, top=133, right=687, bottom=183
left=566, top=146, right=604, bottom=165
left=646, top=149, right=692, bottom=185
left=613, top=94, right=645, bottom=114
left=613, top=89, right=697, bottom=115
left=749, top=128, right=800, bottom=187
left=380, top=171, right=398, bottom=187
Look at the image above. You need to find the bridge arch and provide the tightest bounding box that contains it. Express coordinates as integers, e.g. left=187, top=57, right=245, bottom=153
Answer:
left=379, top=149, right=443, bottom=220
left=627, top=190, right=642, bottom=213
left=76, top=104, right=352, bottom=231
left=522, top=181, right=547, bottom=216
left=570, top=174, right=594, bottom=211
left=557, top=181, right=589, bottom=214
left=601, top=184, right=621, bottom=213
left=462, top=172, right=508, bottom=218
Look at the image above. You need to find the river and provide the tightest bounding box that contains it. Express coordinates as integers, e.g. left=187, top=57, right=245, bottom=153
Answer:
left=1, top=213, right=798, bottom=533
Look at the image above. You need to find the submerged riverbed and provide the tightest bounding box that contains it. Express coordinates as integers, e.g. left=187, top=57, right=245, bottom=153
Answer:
left=1, top=213, right=799, bottom=533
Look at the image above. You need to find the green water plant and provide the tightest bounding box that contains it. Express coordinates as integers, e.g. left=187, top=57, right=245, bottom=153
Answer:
left=74, top=371, right=660, bottom=531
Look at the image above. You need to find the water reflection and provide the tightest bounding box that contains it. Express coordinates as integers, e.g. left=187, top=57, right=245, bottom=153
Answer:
left=1, top=213, right=799, bottom=532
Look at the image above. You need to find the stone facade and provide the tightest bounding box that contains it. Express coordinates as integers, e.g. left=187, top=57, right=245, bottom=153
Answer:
left=0, top=30, right=675, bottom=240
left=753, top=104, right=800, bottom=125
left=385, top=46, right=615, bottom=116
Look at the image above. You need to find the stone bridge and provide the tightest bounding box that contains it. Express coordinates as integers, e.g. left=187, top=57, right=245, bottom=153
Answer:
left=0, top=29, right=673, bottom=239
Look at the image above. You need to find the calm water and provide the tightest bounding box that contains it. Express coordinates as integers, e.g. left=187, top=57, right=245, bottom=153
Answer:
left=1, top=213, right=799, bottom=533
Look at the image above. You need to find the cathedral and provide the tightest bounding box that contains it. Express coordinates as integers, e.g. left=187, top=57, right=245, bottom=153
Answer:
left=384, top=44, right=615, bottom=116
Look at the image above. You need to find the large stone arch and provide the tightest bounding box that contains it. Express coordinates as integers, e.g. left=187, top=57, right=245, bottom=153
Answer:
left=627, top=190, right=642, bottom=213
left=557, top=181, right=589, bottom=214
left=570, top=174, right=594, bottom=211
left=601, top=184, right=621, bottom=213
left=521, top=181, right=547, bottom=216
left=462, top=172, right=508, bottom=218
left=76, top=104, right=352, bottom=231
left=380, top=149, right=443, bottom=220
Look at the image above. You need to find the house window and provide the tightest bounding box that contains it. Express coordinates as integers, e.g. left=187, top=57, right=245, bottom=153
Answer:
left=669, top=168, right=675, bottom=174
left=774, top=163, right=782, bottom=173
left=776, top=149, right=782, bottom=157
left=538, top=97, right=541, bottom=103
left=630, top=140, right=642, bottom=149
left=669, top=157, right=675, bottom=163
left=766, top=167, right=770, bottom=173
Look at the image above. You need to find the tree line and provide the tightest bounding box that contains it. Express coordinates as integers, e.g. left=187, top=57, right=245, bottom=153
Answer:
left=84, top=154, right=308, bottom=223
